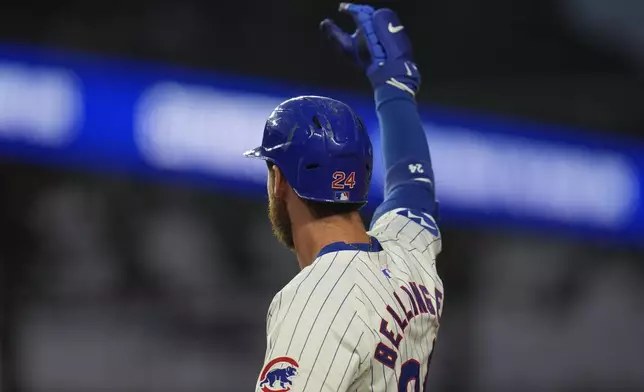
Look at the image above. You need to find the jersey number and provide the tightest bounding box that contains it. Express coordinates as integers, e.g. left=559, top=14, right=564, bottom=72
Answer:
left=331, top=171, right=356, bottom=189
left=399, top=340, right=436, bottom=392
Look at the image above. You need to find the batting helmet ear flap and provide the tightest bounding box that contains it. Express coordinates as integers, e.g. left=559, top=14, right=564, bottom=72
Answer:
left=245, top=96, right=373, bottom=204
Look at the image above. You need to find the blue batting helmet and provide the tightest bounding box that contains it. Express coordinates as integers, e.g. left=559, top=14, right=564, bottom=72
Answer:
left=244, top=96, right=373, bottom=204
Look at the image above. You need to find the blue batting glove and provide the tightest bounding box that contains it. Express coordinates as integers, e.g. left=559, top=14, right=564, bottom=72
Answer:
left=320, top=3, right=421, bottom=96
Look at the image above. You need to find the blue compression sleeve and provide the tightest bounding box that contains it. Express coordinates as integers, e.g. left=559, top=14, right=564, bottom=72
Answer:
left=371, top=85, right=437, bottom=226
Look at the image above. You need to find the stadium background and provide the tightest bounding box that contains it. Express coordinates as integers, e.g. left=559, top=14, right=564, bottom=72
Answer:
left=0, top=1, right=643, bottom=391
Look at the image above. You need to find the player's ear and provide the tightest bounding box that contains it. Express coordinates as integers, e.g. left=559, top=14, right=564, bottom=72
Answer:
left=271, top=164, right=286, bottom=197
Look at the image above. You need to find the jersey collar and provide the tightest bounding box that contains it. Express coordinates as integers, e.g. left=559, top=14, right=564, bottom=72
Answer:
left=316, top=236, right=383, bottom=258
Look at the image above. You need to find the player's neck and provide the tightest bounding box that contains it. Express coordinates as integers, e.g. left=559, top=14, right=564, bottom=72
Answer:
left=292, top=212, right=369, bottom=269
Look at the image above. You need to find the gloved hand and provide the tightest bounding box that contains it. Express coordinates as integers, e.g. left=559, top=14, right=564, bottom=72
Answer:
left=320, top=3, right=421, bottom=96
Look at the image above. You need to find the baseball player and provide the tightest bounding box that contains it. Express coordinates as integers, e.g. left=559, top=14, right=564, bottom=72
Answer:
left=245, top=4, right=443, bottom=391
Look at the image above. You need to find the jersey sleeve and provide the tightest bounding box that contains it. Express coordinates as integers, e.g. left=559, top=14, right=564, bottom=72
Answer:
left=256, top=257, right=371, bottom=392
left=369, top=206, right=442, bottom=260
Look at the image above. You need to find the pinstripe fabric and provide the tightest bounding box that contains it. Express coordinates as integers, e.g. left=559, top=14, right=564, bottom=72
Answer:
left=257, top=208, right=443, bottom=392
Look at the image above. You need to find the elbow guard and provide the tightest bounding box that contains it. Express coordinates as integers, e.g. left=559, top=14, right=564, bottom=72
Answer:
left=376, top=158, right=439, bottom=219
left=384, top=158, right=435, bottom=197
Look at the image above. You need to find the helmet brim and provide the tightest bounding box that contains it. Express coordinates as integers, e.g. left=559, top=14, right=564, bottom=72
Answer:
left=243, top=146, right=266, bottom=159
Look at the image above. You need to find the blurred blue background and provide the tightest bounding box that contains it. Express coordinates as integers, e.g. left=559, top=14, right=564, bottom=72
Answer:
left=0, top=1, right=642, bottom=391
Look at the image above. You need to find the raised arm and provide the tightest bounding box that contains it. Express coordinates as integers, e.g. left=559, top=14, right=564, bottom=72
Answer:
left=321, top=4, right=438, bottom=226
left=373, top=81, right=436, bottom=222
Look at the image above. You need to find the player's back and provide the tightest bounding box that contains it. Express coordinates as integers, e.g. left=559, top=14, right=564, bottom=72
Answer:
left=259, top=207, right=443, bottom=392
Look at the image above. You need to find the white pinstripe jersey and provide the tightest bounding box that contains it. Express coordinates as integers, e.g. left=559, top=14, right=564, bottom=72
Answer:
left=256, top=207, right=443, bottom=392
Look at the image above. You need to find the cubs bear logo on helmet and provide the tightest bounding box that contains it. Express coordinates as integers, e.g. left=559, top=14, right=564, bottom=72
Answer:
left=244, top=96, right=373, bottom=205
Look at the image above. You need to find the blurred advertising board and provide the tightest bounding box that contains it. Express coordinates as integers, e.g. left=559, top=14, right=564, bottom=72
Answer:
left=0, top=44, right=641, bottom=244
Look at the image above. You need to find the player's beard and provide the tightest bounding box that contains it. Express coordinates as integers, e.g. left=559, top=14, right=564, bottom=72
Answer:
left=268, top=192, right=295, bottom=251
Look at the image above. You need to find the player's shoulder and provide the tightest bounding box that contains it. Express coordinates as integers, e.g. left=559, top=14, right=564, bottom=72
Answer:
left=267, top=249, right=368, bottom=325
left=273, top=251, right=358, bottom=302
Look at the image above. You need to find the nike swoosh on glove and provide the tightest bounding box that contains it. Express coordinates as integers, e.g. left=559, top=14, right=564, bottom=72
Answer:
left=320, top=3, right=421, bottom=96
